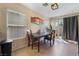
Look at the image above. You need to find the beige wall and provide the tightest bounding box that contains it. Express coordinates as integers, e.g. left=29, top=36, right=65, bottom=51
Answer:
left=0, top=3, right=44, bottom=32
left=0, top=7, right=7, bottom=42
left=0, top=3, right=44, bottom=51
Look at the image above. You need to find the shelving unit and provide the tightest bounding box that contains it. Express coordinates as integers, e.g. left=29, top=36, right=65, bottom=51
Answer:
left=6, top=9, right=27, bottom=41
left=8, top=24, right=27, bottom=27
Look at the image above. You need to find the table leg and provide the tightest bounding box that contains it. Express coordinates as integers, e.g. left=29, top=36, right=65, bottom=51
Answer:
left=38, top=40, right=40, bottom=52
left=28, top=39, right=30, bottom=47
left=32, top=41, right=33, bottom=49
left=53, top=38, right=55, bottom=45
left=50, top=39, right=51, bottom=47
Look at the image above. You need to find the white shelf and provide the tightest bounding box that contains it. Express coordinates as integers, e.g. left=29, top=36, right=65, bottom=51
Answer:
left=8, top=24, right=27, bottom=27
left=6, top=9, right=27, bottom=41
left=7, top=9, right=25, bottom=16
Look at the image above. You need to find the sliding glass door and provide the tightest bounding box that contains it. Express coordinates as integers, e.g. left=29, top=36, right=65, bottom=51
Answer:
left=50, top=19, right=63, bottom=39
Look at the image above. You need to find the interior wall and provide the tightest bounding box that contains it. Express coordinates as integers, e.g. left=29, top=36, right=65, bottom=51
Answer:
left=0, top=7, right=7, bottom=42
left=0, top=3, right=44, bottom=32
left=0, top=3, right=44, bottom=51
left=50, top=14, right=79, bottom=41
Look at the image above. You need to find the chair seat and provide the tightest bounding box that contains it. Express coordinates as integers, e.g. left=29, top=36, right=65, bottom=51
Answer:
left=44, top=35, right=51, bottom=40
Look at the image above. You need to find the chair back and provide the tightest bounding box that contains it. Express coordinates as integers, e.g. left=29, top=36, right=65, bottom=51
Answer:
left=26, top=29, right=34, bottom=42
left=30, top=30, right=33, bottom=38
left=52, top=30, right=55, bottom=38
left=27, top=31, right=30, bottom=39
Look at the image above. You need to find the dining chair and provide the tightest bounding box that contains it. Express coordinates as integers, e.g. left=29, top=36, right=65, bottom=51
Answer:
left=26, top=31, right=30, bottom=47
left=44, top=33, right=52, bottom=47
left=27, top=30, right=41, bottom=52
left=44, top=30, right=55, bottom=47
left=52, top=30, right=55, bottom=45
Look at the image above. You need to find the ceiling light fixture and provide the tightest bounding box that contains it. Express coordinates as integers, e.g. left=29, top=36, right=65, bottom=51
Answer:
left=43, top=3, right=48, bottom=7
left=43, top=3, right=59, bottom=10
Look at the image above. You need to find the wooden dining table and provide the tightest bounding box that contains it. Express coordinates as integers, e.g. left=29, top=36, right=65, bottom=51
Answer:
left=33, top=33, right=51, bottom=38
left=29, top=31, right=55, bottom=52
left=28, top=31, right=54, bottom=51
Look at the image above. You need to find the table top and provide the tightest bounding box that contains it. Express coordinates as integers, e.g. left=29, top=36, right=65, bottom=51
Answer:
left=33, top=32, right=53, bottom=38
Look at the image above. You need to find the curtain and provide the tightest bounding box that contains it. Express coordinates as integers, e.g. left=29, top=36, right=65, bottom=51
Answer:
left=78, top=17, right=79, bottom=54
left=63, top=16, right=78, bottom=41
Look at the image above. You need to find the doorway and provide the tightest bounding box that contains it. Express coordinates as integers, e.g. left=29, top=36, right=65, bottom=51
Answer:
left=50, top=19, right=64, bottom=39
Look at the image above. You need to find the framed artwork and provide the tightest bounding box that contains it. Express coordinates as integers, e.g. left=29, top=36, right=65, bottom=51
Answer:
left=31, top=17, right=43, bottom=25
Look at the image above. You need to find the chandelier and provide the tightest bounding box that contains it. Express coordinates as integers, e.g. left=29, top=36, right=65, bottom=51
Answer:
left=43, top=3, right=59, bottom=10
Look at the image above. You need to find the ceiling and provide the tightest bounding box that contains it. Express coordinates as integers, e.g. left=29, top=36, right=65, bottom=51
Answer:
left=22, top=3, right=79, bottom=18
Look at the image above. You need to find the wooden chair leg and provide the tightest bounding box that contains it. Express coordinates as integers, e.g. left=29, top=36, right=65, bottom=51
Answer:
left=53, top=38, right=55, bottom=45
left=28, top=40, right=30, bottom=47
left=28, top=43, right=30, bottom=47
left=32, top=41, right=33, bottom=49
left=38, top=41, right=40, bottom=52
left=50, top=39, right=51, bottom=47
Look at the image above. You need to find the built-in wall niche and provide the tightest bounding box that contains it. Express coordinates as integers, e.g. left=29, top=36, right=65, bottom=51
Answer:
left=7, top=9, right=27, bottom=41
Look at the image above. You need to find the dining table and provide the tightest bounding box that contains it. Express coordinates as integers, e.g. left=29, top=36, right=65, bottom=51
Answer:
left=27, top=29, right=55, bottom=52
left=33, top=32, right=53, bottom=39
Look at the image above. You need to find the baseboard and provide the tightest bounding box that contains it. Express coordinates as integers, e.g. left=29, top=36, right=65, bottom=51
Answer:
left=64, top=40, right=78, bottom=45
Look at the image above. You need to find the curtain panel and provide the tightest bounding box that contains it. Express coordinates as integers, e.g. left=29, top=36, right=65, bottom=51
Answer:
left=63, top=16, right=78, bottom=41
